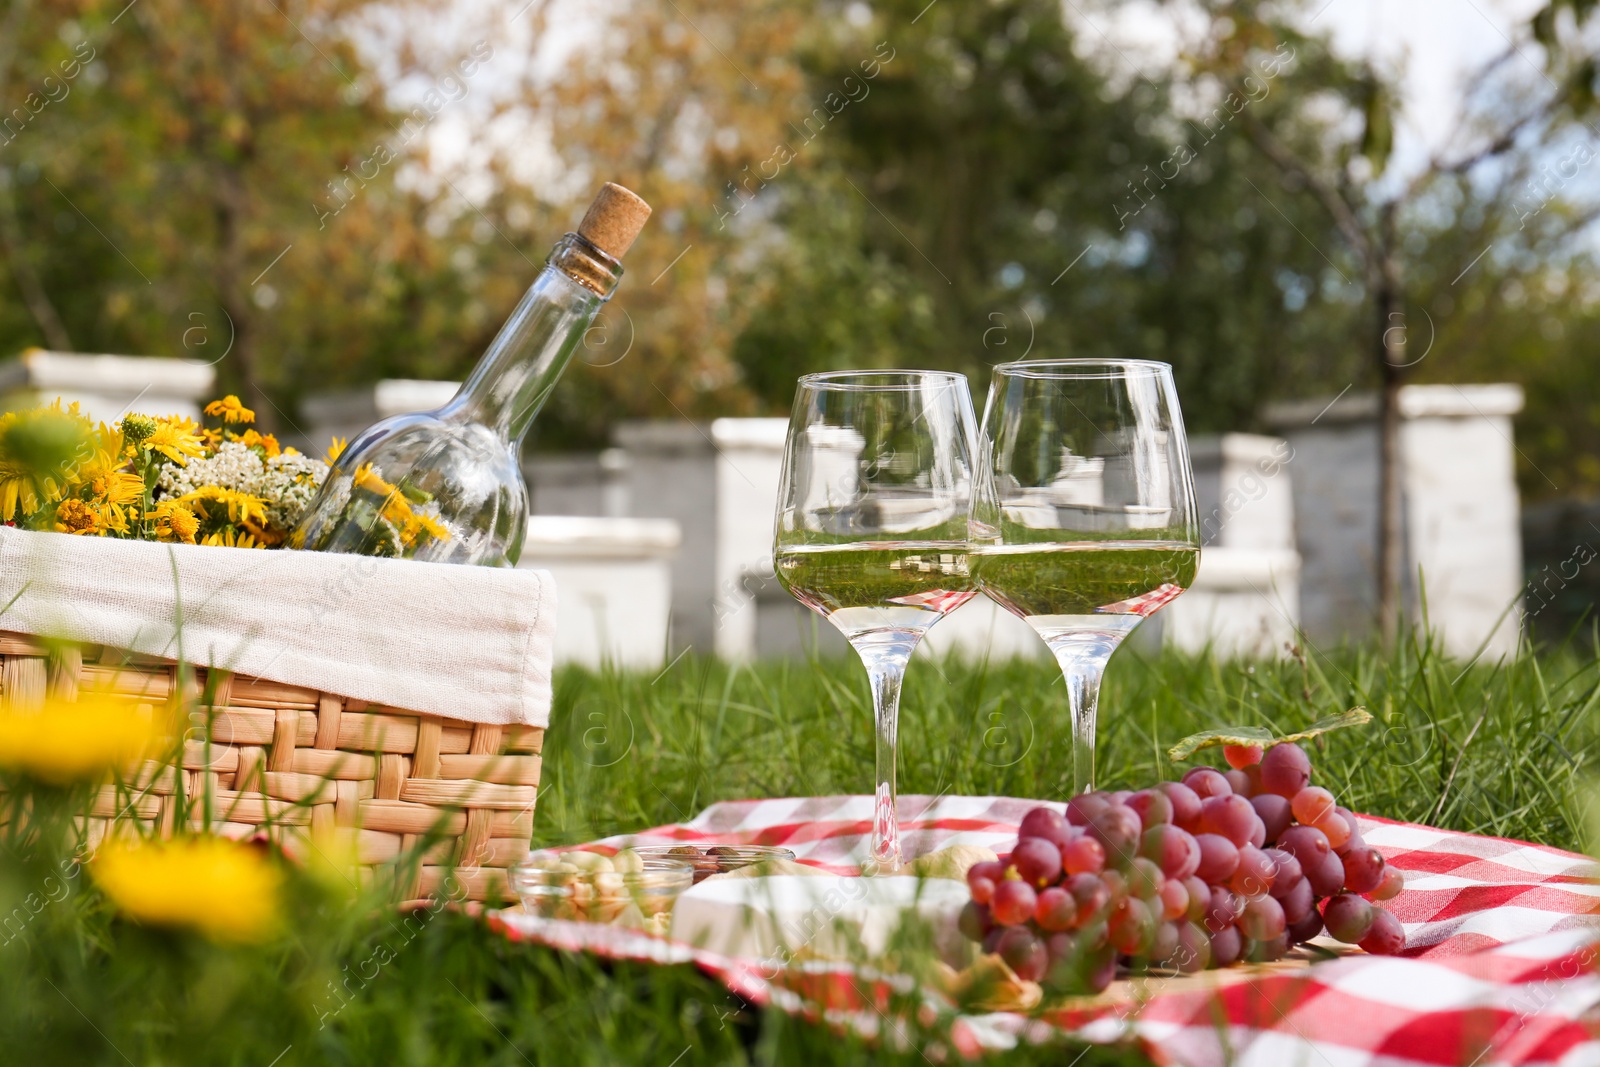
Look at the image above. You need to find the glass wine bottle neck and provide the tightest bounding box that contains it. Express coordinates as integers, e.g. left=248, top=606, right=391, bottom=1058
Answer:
left=443, top=233, right=622, bottom=444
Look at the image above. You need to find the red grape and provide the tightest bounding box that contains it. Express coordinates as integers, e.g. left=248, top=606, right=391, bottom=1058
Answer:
left=1263, top=848, right=1303, bottom=898
left=1251, top=794, right=1293, bottom=844
left=1306, top=849, right=1348, bottom=898
left=1203, top=887, right=1243, bottom=932
left=1062, top=834, right=1106, bottom=876
left=1109, top=896, right=1156, bottom=956
left=1277, top=825, right=1332, bottom=868
left=1158, top=877, right=1190, bottom=921
left=1108, top=790, right=1134, bottom=804
left=1313, top=809, right=1351, bottom=850
left=1151, top=919, right=1181, bottom=963
left=1240, top=894, right=1287, bottom=941
left=982, top=927, right=1005, bottom=954
left=1100, top=867, right=1128, bottom=901
left=1334, top=807, right=1363, bottom=849
left=1245, top=932, right=1290, bottom=962
left=1088, top=804, right=1144, bottom=865
left=1209, top=924, right=1243, bottom=966
left=1018, top=805, right=1069, bottom=841
left=1158, top=781, right=1203, bottom=829
left=1230, top=844, right=1277, bottom=898
left=1066, top=872, right=1111, bottom=920
left=1044, top=931, right=1074, bottom=963
left=1065, top=792, right=1111, bottom=827
left=1291, top=786, right=1336, bottom=826
left=1224, top=768, right=1254, bottom=797
left=1199, top=794, right=1263, bottom=848
left=1085, top=944, right=1118, bottom=993
left=1194, top=833, right=1241, bottom=884
left=997, top=925, right=1049, bottom=981
left=1259, top=742, right=1311, bottom=797
left=991, top=879, right=1037, bottom=925
left=1322, top=892, right=1376, bottom=944
left=1280, top=875, right=1315, bottom=924
left=1174, top=921, right=1212, bottom=973
left=958, top=900, right=992, bottom=942
left=1126, top=788, right=1173, bottom=827
left=1181, top=876, right=1210, bottom=922
left=1035, top=886, right=1079, bottom=931
left=1341, top=847, right=1386, bottom=895
left=1287, top=911, right=1324, bottom=944
left=1357, top=908, right=1405, bottom=955
left=1182, top=767, right=1232, bottom=799
left=1224, top=744, right=1263, bottom=769
left=967, top=860, right=1004, bottom=904
left=1012, top=837, right=1063, bottom=887
left=1129, top=857, right=1165, bottom=900
left=1140, top=824, right=1201, bottom=880
left=1369, top=865, right=1404, bottom=902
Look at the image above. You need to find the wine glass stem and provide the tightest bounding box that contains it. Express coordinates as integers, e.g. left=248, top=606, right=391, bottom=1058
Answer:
left=851, top=633, right=918, bottom=873
left=1042, top=626, right=1135, bottom=794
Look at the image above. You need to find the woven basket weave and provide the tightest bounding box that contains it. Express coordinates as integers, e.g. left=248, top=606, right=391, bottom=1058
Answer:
left=0, top=631, right=540, bottom=902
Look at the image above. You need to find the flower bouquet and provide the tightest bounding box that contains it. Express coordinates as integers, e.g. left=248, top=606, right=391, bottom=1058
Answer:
left=0, top=394, right=335, bottom=548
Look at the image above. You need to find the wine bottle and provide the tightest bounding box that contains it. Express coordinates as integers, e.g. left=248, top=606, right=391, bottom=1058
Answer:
left=292, top=183, right=651, bottom=566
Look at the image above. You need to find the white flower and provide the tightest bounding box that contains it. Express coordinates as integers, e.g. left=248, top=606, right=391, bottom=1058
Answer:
left=155, top=440, right=329, bottom=532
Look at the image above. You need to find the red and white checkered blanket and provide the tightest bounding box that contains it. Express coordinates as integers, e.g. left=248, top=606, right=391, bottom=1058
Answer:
left=491, top=795, right=1600, bottom=1064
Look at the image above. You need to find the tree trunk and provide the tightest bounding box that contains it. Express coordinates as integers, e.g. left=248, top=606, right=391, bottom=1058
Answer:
left=0, top=182, right=73, bottom=351
left=1374, top=208, right=1406, bottom=647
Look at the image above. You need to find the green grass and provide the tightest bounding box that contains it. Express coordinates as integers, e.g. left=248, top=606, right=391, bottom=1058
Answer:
left=4, top=632, right=1597, bottom=1065
left=537, top=633, right=1600, bottom=857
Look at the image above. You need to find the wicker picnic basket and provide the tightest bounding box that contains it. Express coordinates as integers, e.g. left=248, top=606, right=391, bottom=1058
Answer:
left=1, top=631, right=540, bottom=902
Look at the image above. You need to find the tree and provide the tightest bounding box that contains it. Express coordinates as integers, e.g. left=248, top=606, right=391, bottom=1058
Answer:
left=1185, top=0, right=1600, bottom=644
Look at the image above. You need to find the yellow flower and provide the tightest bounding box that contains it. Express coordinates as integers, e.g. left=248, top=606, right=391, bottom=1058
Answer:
left=200, top=528, right=264, bottom=549
left=152, top=502, right=199, bottom=544
left=325, top=437, right=347, bottom=464
left=400, top=511, right=451, bottom=545
left=93, top=837, right=282, bottom=943
left=238, top=429, right=281, bottom=458
left=143, top=418, right=206, bottom=467
left=352, top=464, right=394, bottom=497
left=175, top=486, right=268, bottom=527
left=0, top=691, right=161, bottom=783
left=54, top=498, right=104, bottom=535
left=204, top=395, right=255, bottom=424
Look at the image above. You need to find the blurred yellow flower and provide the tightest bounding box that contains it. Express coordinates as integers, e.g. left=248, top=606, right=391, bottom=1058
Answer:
left=204, top=395, right=255, bottom=424
left=93, top=837, right=282, bottom=943
left=325, top=437, right=347, bottom=464
left=402, top=512, right=450, bottom=545
left=201, top=528, right=264, bottom=549
left=0, top=692, right=160, bottom=783
left=143, top=419, right=206, bottom=466
left=176, top=486, right=268, bottom=527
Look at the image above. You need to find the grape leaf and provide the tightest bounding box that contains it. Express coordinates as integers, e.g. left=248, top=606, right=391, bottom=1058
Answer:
left=1167, top=707, right=1372, bottom=762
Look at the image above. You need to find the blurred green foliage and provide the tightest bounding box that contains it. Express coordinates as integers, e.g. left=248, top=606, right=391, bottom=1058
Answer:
left=0, top=0, right=1594, bottom=501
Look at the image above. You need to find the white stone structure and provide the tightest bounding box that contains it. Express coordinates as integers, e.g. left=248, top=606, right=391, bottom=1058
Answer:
left=1265, top=384, right=1524, bottom=659
left=516, top=515, right=681, bottom=670
left=301, top=379, right=461, bottom=451
left=0, top=349, right=215, bottom=423
left=1162, top=433, right=1302, bottom=660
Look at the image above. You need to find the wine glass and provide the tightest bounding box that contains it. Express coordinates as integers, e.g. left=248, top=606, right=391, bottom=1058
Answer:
left=972, top=359, right=1199, bottom=794
left=773, top=371, right=980, bottom=872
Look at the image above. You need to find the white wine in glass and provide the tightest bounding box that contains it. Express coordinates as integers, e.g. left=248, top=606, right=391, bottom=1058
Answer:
left=972, top=359, right=1200, bottom=793
left=773, top=371, right=980, bottom=872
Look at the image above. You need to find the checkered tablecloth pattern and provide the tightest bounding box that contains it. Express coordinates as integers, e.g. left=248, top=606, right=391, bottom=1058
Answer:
left=491, top=795, right=1600, bottom=1064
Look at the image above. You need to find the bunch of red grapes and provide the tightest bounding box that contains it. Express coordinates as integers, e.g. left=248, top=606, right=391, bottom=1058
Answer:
left=959, top=741, right=1405, bottom=994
